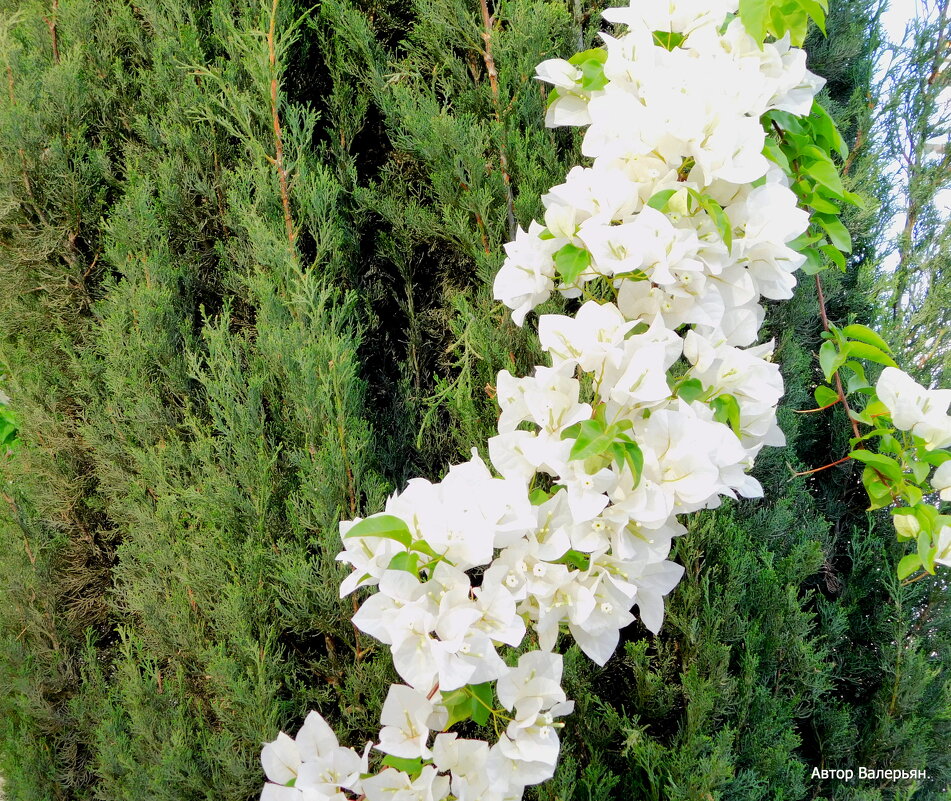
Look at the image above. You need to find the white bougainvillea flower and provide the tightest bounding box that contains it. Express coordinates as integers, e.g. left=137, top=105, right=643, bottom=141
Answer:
left=932, top=460, right=951, bottom=502
left=877, top=367, right=951, bottom=450
left=377, top=684, right=442, bottom=759
left=361, top=765, right=451, bottom=801
left=935, top=525, right=951, bottom=568
left=260, top=713, right=369, bottom=801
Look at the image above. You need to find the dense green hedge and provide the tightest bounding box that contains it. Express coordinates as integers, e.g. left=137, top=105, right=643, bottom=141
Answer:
left=0, top=1, right=947, bottom=799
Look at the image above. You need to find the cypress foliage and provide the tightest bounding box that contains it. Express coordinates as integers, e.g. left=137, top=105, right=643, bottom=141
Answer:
left=0, top=0, right=948, bottom=800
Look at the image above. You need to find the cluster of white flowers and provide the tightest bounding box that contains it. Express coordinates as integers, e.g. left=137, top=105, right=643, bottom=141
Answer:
left=260, top=2, right=831, bottom=799
left=876, top=367, right=951, bottom=453
left=875, top=367, right=951, bottom=567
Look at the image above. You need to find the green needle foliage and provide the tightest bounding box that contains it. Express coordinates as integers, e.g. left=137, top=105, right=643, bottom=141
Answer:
left=0, top=0, right=947, bottom=800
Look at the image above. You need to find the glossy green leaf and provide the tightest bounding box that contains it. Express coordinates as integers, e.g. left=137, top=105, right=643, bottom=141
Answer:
left=818, top=340, right=845, bottom=382
left=801, top=247, right=824, bottom=275
left=809, top=100, right=847, bottom=157
left=345, top=514, right=412, bottom=549
left=646, top=189, right=677, bottom=211
left=677, top=378, right=705, bottom=404
left=568, top=47, right=607, bottom=66
left=470, top=683, right=494, bottom=726
left=652, top=30, right=686, bottom=50
left=381, top=755, right=426, bottom=777
left=739, top=0, right=769, bottom=42
left=813, top=385, right=839, bottom=407
left=845, top=341, right=899, bottom=369
left=613, top=435, right=644, bottom=485
left=814, top=214, right=852, bottom=252
left=917, top=530, right=937, bottom=574
left=388, top=551, right=420, bottom=574
left=712, top=394, right=742, bottom=435
left=579, top=60, right=608, bottom=91
left=820, top=244, right=845, bottom=271
left=805, top=158, right=844, bottom=197
left=554, top=549, right=592, bottom=571
left=910, top=460, right=930, bottom=485
left=862, top=467, right=893, bottom=510
left=529, top=488, right=552, bottom=505
left=850, top=449, right=903, bottom=482
left=897, top=553, right=922, bottom=580
left=442, top=688, right=475, bottom=729
left=553, top=243, right=591, bottom=284
left=841, top=324, right=893, bottom=355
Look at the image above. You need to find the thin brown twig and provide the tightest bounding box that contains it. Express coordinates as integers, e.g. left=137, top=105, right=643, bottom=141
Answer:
left=793, top=398, right=841, bottom=414
left=478, top=0, right=516, bottom=241
left=815, top=273, right=863, bottom=442
left=900, top=570, right=933, bottom=587
left=43, top=1, right=60, bottom=64
left=790, top=454, right=852, bottom=477
left=267, top=0, right=296, bottom=248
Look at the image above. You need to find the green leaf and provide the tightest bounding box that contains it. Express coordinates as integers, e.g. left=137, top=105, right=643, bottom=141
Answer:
left=553, top=243, right=591, bottom=284
left=345, top=514, right=412, bottom=549
left=809, top=193, right=841, bottom=214
left=563, top=419, right=613, bottom=461
left=842, top=324, right=893, bottom=355
left=784, top=4, right=809, bottom=44
left=813, top=214, right=852, bottom=252
left=850, top=449, right=904, bottom=482
left=813, top=385, right=839, bottom=407
left=701, top=196, right=733, bottom=251
left=801, top=247, right=824, bottom=275
left=844, top=360, right=868, bottom=391
left=554, top=549, right=592, bottom=571
left=568, top=47, right=607, bottom=66
left=818, top=340, right=846, bottom=382
left=441, top=688, right=475, bottom=729
left=910, top=459, right=930, bottom=484
left=388, top=551, right=420, bottom=574
left=711, top=394, right=742, bottom=436
left=809, top=101, right=847, bottom=158
left=805, top=157, right=844, bottom=197
left=845, top=341, right=899, bottom=369
left=795, top=0, right=827, bottom=34
left=765, top=109, right=805, bottom=134
left=529, top=488, right=552, bottom=505
left=613, top=435, right=644, bottom=485
left=470, top=683, right=494, bottom=726
left=897, top=553, right=922, bottom=580
left=862, top=467, right=893, bottom=510
left=646, top=189, right=677, bottom=211
left=652, top=30, right=686, bottom=50
left=739, top=0, right=769, bottom=42
left=677, top=378, right=705, bottom=404
left=579, top=59, right=608, bottom=91
left=820, top=244, right=845, bottom=271
left=381, top=755, right=425, bottom=777
left=920, top=448, right=951, bottom=467
left=904, top=483, right=924, bottom=507
left=917, top=530, right=937, bottom=573
left=763, top=137, right=791, bottom=171
left=410, top=540, right=440, bottom=558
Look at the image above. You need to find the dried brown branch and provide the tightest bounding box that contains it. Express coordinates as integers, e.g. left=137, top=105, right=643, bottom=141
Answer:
left=267, top=0, right=296, bottom=248
left=479, top=0, right=516, bottom=242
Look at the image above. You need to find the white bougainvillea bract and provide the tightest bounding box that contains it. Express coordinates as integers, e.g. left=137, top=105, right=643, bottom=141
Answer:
left=257, top=3, right=951, bottom=800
